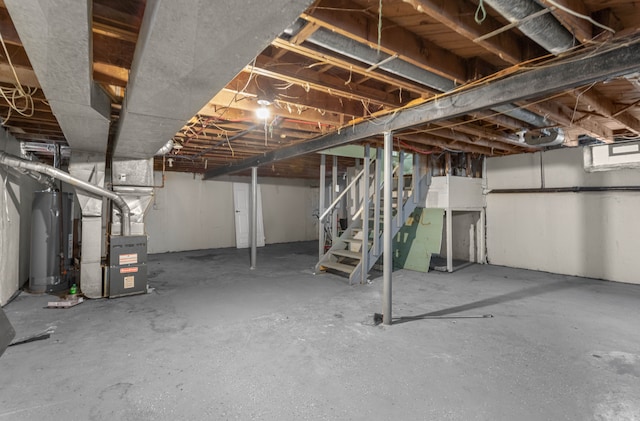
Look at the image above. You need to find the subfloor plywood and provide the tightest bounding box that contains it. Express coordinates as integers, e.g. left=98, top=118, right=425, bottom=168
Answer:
left=394, top=207, right=444, bottom=272
left=1, top=242, right=639, bottom=420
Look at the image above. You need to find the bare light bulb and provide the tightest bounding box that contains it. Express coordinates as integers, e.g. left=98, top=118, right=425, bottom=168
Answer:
left=256, top=106, right=270, bottom=120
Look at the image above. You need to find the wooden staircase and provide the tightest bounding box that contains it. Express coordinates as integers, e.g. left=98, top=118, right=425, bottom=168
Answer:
left=315, top=151, right=429, bottom=284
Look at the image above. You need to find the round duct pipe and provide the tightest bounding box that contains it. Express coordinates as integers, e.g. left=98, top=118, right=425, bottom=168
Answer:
left=524, top=128, right=565, bottom=147
left=0, top=152, right=131, bottom=236
left=155, top=139, right=174, bottom=156
left=483, top=0, right=574, bottom=55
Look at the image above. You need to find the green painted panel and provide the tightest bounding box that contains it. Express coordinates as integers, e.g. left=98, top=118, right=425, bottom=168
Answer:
left=318, top=145, right=374, bottom=158
left=393, top=208, right=444, bottom=272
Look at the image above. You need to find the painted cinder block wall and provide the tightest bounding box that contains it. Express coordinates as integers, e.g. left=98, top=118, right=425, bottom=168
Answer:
left=486, top=147, right=640, bottom=284
left=145, top=172, right=319, bottom=254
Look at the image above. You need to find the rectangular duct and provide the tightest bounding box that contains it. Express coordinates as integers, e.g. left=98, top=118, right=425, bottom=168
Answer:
left=113, top=0, right=316, bottom=158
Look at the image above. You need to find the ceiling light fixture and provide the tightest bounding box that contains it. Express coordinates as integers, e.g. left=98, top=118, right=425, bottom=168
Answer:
left=256, top=99, right=271, bottom=120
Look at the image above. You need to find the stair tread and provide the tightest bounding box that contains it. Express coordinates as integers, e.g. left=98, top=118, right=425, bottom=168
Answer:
left=342, top=237, right=373, bottom=245
left=321, top=261, right=356, bottom=274
left=343, top=237, right=363, bottom=243
left=331, top=249, right=362, bottom=259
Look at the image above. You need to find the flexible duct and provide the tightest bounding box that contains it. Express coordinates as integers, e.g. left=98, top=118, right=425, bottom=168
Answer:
left=0, top=152, right=131, bottom=235
left=154, top=139, right=174, bottom=156
left=483, top=0, right=574, bottom=55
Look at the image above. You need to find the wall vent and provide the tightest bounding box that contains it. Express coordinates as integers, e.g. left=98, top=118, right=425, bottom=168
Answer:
left=584, top=141, right=640, bottom=172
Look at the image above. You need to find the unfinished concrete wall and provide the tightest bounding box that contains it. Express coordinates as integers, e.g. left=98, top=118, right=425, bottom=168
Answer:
left=0, top=131, right=39, bottom=305
left=146, top=172, right=318, bottom=253
left=486, top=148, right=640, bottom=284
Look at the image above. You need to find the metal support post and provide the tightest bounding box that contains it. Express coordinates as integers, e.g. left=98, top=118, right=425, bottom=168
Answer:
left=319, top=154, right=326, bottom=260
left=361, top=144, right=370, bottom=284
left=332, top=155, right=338, bottom=242
left=413, top=153, right=420, bottom=204
left=480, top=156, right=487, bottom=264
left=446, top=153, right=453, bottom=273
left=383, top=131, right=393, bottom=325
left=480, top=208, right=487, bottom=264
left=373, top=148, right=382, bottom=256
left=250, top=166, right=258, bottom=270
left=397, top=150, right=404, bottom=228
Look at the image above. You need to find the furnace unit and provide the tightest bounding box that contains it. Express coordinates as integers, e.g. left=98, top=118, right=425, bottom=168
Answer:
left=108, top=235, right=147, bottom=298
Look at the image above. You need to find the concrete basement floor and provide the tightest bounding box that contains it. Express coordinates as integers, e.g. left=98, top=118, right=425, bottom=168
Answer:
left=1, top=241, right=639, bottom=421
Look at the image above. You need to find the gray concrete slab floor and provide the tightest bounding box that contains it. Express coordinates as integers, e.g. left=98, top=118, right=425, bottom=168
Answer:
left=1, top=241, right=639, bottom=420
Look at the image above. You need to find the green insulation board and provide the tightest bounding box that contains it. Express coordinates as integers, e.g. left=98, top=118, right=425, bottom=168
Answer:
left=393, top=207, right=444, bottom=272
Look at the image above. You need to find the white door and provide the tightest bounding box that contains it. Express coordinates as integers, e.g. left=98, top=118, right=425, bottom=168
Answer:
left=233, top=183, right=265, bottom=248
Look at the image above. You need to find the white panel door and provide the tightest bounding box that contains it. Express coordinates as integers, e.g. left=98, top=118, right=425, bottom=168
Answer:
left=233, top=183, right=265, bottom=248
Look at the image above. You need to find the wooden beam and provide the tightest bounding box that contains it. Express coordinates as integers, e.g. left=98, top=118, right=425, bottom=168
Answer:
left=248, top=55, right=402, bottom=108
left=398, top=133, right=498, bottom=156
left=429, top=121, right=528, bottom=151
left=570, top=87, right=640, bottom=135
left=0, top=63, right=39, bottom=87
left=93, top=62, right=128, bottom=87
left=93, top=33, right=135, bottom=69
left=204, top=39, right=640, bottom=178
left=0, top=6, right=20, bottom=45
left=416, top=126, right=521, bottom=152
left=537, top=0, right=593, bottom=43
left=402, top=0, right=534, bottom=65
left=290, top=21, right=320, bottom=45
left=228, top=71, right=364, bottom=118
left=271, top=38, right=434, bottom=98
left=524, top=99, right=613, bottom=142
left=303, top=0, right=467, bottom=82
left=199, top=90, right=344, bottom=127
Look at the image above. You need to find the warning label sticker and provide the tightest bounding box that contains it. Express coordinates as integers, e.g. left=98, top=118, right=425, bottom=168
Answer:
left=120, top=267, right=139, bottom=274
left=124, top=276, right=135, bottom=289
left=119, top=253, right=138, bottom=265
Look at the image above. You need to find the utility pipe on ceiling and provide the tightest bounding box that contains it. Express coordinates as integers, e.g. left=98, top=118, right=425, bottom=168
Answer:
left=285, top=23, right=552, bottom=131
left=482, top=0, right=574, bottom=55
left=0, top=152, right=131, bottom=236
left=2, top=165, right=56, bottom=190
left=154, top=139, right=174, bottom=156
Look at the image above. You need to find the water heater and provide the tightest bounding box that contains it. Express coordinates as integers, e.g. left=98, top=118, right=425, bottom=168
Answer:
left=29, top=191, right=74, bottom=293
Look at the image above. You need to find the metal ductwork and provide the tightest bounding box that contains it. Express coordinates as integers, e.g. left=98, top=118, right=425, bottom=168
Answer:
left=4, top=166, right=56, bottom=190
left=284, top=21, right=554, bottom=132
left=4, top=0, right=111, bottom=153
left=307, top=27, right=456, bottom=92
left=491, top=104, right=551, bottom=128
left=0, top=152, right=131, bottom=236
left=155, top=139, right=174, bottom=156
left=112, top=0, right=316, bottom=159
left=524, top=128, right=565, bottom=146
left=483, top=0, right=574, bottom=55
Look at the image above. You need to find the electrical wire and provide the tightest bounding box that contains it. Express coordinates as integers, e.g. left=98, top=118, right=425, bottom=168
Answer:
left=377, top=0, right=383, bottom=54
left=543, top=0, right=616, bottom=35
left=475, top=0, right=487, bottom=24
left=343, top=35, right=640, bottom=144
left=0, top=31, right=36, bottom=124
